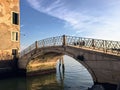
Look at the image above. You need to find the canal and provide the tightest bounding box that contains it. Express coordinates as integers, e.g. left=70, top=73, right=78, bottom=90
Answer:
left=0, top=55, right=117, bottom=90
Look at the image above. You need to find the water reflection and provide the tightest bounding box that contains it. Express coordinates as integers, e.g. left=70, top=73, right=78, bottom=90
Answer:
left=0, top=77, right=27, bottom=90
left=88, top=85, right=105, bottom=90
left=0, top=55, right=94, bottom=90
left=0, top=74, right=62, bottom=90
left=0, top=55, right=118, bottom=90
left=0, top=74, right=118, bottom=90
left=27, top=74, right=62, bottom=90
left=88, top=84, right=118, bottom=90
left=58, top=63, right=65, bottom=90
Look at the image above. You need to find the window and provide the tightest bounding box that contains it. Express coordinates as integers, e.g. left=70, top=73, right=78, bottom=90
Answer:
left=12, top=49, right=18, bottom=56
left=12, top=12, right=19, bottom=25
left=11, top=32, right=19, bottom=41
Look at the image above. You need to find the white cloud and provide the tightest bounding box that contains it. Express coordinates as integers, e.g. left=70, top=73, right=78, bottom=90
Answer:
left=20, top=25, right=24, bottom=28
left=26, top=0, right=120, bottom=41
left=27, top=0, right=41, bottom=10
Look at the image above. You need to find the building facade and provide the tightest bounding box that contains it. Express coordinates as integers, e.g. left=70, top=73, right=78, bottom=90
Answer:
left=0, top=0, right=20, bottom=60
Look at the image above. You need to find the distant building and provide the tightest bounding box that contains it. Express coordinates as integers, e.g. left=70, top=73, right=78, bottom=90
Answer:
left=0, top=0, right=20, bottom=60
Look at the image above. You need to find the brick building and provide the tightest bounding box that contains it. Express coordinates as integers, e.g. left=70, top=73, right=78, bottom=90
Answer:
left=0, top=0, right=20, bottom=60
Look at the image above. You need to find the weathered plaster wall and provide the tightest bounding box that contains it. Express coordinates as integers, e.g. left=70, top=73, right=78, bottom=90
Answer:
left=0, top=0, right=20, bottom=60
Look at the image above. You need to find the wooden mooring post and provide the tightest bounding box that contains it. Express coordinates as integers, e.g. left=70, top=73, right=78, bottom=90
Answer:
left=59, top=57, right=65, bottom=73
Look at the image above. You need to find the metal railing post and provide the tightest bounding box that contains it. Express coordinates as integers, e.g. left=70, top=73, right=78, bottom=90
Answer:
left=42, top=40, right=44, bottom=47
left=92, top=39, right=95, bottom=49
left=53, top=37, right=55, bottom=46
left=63, top=35, right=66, bottom=46
left=35, top=41, right=38, bottom=49
left=104, top=40, right=107, bottom=53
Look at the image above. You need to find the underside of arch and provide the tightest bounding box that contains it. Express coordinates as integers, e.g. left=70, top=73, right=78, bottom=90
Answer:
left=26, top=52, right=63, bottom=76
left=25, top=50, right=96, bottom=83
left=19, top=46, right=97, bottom=82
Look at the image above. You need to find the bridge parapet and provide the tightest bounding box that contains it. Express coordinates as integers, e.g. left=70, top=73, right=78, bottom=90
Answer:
left=20, top=35, right=120, bottom=57
left=38, top=36, right=63, bottom=47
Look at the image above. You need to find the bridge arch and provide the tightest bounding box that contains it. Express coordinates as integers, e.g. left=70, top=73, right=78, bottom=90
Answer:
left=19, top=46, right=98, bottom=83
left=19, top=35, right=120, bottom=85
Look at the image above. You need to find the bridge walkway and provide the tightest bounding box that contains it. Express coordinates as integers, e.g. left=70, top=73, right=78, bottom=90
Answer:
left=20, top=35, right=120, bottom=57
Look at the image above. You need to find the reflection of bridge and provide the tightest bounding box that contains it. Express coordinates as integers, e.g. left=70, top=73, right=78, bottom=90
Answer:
left=19, top=35, right=120, bottom=85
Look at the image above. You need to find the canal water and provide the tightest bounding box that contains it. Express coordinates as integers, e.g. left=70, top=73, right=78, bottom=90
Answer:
left=0, top=55, right=116, bottom=90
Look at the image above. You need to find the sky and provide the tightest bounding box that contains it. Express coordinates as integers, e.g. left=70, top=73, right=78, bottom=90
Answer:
left=20, top=0, right=120, bottom=50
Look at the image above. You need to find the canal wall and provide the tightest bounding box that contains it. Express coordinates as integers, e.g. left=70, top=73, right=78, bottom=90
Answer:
left=26, top=56, right=61, bottom=76
left=0, top=58, right=18, bottom=78
left=0, top=54, right=61, bottom=77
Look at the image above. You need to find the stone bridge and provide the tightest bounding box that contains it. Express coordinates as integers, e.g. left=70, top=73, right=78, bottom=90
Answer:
left=19, top=35, right=120, bottom=85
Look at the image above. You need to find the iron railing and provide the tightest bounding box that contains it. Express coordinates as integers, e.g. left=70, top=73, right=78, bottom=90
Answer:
left=20, top=35, right=120, bottom=57
left=38, top=36, right=63, bottom=48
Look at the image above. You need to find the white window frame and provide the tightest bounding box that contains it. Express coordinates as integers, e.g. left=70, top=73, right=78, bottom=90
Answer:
left=11, top=31, right=19, bottom=42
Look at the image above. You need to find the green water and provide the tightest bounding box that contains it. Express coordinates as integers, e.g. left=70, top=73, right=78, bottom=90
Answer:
left=0, top=56, right=93, bottom=90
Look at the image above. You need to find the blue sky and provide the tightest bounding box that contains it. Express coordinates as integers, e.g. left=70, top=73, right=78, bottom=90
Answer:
left=20, top=0, right=120, bottom=50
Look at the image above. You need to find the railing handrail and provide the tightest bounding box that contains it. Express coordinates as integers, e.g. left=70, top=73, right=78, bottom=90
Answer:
left=20, top=35, right=120, bottom=57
